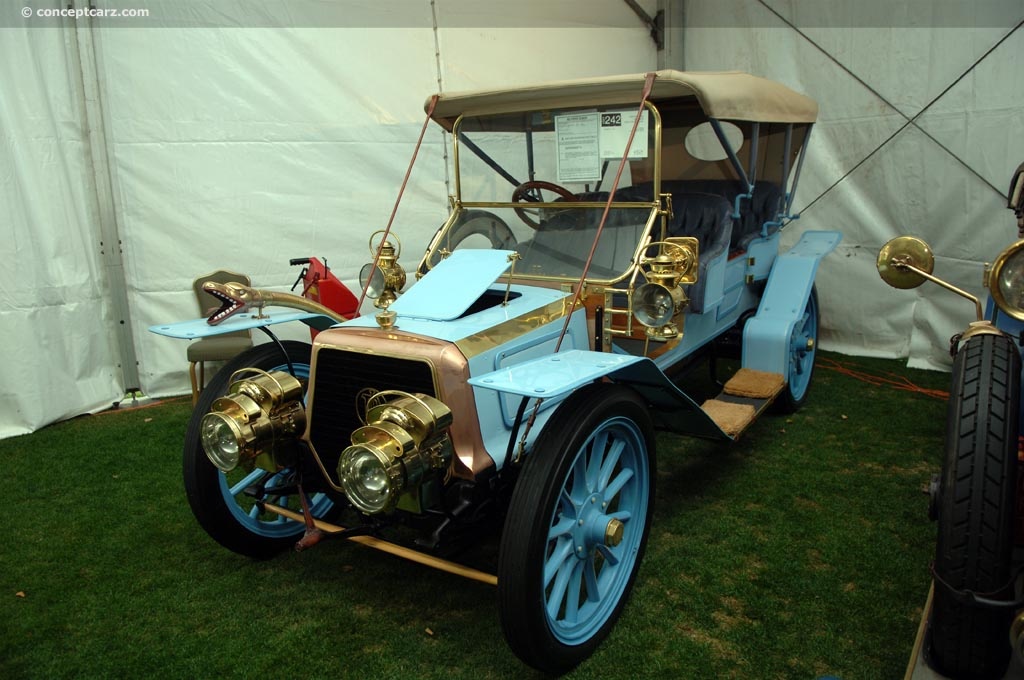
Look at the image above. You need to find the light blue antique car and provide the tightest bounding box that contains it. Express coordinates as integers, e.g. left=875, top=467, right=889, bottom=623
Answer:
left=153, top=70, right=839, bottom=673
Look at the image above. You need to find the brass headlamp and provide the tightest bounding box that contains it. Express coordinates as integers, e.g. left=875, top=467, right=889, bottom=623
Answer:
left=988, top=240, right=1024, bottom=321
left=359, top=231, right=407, bottom=309
left=199, top=369, right=306, bottom=473
left=338, top=391, right=453, bottom=515
left=633, top=237, right=698, bottom=340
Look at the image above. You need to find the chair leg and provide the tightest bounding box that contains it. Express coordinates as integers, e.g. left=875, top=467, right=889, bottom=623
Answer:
left=189, top=362, right=200, bottom=405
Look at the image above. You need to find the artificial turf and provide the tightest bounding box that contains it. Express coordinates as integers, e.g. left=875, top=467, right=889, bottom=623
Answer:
left=0, top=351, right=949, bottom=679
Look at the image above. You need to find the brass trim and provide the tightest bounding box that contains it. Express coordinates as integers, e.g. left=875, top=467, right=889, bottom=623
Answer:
left=876, top=236, right=934, bottom=290
left=649, top=100, right=662, bottom=197
left=988, top=239, right=1024, bottom=321
left=605, top=518, right=625, bottom=547
left=639, top=237, right=699, bottom=286
left=907, top=262, right=983, bottom=320
left=454, top=295, right=578, bottom=359
left=418, top=209, right=465, bottom=277
left=1011, top=608, right=1024, bottom=666
left=878, top=237, right=983, bottom=319
left=956, top=320, right=1011, bottom=346
left=263, top=502, right=498, bottom=586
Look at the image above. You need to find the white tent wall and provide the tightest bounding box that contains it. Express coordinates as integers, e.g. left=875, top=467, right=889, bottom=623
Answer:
left=0, top=26, right=124, bottom=439
left=682, top=0, right=1024, bottom=370
left=0, top=1, right=658, bottom=438
left=99, top=23, right=451, bottom=398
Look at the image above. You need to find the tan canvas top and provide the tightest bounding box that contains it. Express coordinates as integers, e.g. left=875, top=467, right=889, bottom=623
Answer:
left=428, top=70, right=818, bottom=128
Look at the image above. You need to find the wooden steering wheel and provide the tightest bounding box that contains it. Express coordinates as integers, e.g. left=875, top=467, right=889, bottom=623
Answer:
left=511, top=180, right=577, bottom=229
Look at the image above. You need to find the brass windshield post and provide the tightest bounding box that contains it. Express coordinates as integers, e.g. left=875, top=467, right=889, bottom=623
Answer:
left=503, top=253, right=521, bottom=306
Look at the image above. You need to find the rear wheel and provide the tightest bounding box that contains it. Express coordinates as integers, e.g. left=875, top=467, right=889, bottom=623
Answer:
left=775, top=288, right=818, bottom=413
left=183, top=340, right=336, bottom=559
left=498, top=385, right=655, bottom=674
left=929, top=333, right=1019, bottom=679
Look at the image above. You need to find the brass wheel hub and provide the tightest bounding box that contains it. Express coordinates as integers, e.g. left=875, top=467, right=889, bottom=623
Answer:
left=604, top=518, right=625, bottom=547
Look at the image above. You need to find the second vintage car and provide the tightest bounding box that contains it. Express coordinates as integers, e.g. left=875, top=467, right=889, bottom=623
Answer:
left=153, top=70, right=840, bottom=673
left=878, top=163, right=1024, bottom=680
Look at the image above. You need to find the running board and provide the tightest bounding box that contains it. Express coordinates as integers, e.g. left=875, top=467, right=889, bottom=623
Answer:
left=701, top=368, right=785, bottom=438
left=262, top=502, right=498, bottom=586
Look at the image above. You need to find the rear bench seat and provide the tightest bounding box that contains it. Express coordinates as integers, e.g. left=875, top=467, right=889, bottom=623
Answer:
left=616, top=180, right=783, bottom=312
left=621, top=180, right=784, bottom=253
left=661, top=180, right=784, bottom=252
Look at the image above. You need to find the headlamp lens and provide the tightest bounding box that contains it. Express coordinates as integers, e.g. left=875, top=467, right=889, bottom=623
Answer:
left=634, top=283, right=675, bottom=327
left=359, top=263, right=384, bottom=299
left=200, top=413, right=241, bottom=472
left=991, top=242, right=1024, bottom=321
left=997, top=249, right=1024, bottom=316
left=339, top=447, right=394, bottom=513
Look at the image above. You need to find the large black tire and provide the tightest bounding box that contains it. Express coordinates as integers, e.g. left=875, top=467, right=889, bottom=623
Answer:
left=183, top=340, right=334, bottom=559
left=498, top=384, right=655, bottom=674
left=929, top=333, right=1020, bottom=679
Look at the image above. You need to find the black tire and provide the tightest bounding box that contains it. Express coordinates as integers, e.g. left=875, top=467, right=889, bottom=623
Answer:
left=774, top=288, right=818, bottom=413
left=183, top=340, right=334, bottom=559
left=929, top=333, right=1020, bottom=679
left=498, top=384, right=655, bottom=674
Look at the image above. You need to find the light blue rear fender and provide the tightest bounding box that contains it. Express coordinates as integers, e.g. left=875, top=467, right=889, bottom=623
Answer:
left=741, top=230, right=841, bottom=375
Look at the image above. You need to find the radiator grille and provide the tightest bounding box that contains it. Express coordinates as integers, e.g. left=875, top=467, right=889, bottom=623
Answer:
left=308, top=347, right=437, bottom=458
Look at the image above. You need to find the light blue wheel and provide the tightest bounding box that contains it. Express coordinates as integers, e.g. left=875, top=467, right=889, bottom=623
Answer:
left=779, top=288, right=818, bottom=412
left=543, top=415, right=649, bottom=643
left=499, top=385, right=655, bottom=674
left=184, top=341, right=336, bottom=558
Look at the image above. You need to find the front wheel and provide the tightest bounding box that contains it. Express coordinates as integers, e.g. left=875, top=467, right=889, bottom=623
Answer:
left=929, top=333, right=1020, bottom=679
left=498, top=384, right=655, bottom=674
left=182, top=340, right=336, bottom=559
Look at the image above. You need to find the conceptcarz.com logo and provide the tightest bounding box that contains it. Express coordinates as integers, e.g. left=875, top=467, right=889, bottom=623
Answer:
left=22, top=6, right=151, bottom=19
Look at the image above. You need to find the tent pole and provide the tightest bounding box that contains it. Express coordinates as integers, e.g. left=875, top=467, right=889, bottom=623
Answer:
left=68, top=2, right=141, bottom=393
left=658, top=0, right=685, bottom=70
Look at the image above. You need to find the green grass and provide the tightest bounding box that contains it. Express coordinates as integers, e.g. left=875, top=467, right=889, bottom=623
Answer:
left=0, top=352, right=949, bottom=679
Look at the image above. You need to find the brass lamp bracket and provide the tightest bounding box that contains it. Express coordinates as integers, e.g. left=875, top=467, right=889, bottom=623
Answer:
left=639, top=237, right=699, bottom=287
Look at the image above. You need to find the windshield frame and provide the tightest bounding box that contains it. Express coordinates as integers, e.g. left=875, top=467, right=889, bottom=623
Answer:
left=419, top=100, right=665, bottom=285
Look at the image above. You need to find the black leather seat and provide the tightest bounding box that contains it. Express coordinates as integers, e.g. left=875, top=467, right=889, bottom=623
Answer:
left=660, top=192, right=733, bottom=313
left=659, top=180, right=784, bottom=251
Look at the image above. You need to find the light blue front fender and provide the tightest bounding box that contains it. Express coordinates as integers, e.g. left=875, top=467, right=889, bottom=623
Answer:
left=741, top=230, right=841, bottom=375
left=469, top=349, right=732, bottom=440
left=149, top=310, right=338, bottom=340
